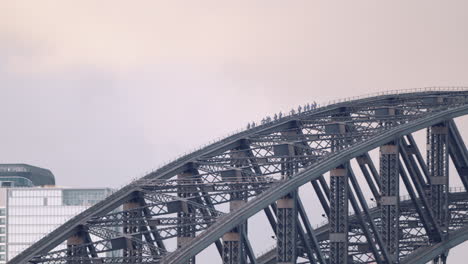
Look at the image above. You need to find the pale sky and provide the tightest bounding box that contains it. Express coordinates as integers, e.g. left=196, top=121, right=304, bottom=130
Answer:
left=2, top=1, right=468, bottom=262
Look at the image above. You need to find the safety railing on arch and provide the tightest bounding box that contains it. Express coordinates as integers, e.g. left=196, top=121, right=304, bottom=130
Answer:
left=147, top=86, right=468, bottom=176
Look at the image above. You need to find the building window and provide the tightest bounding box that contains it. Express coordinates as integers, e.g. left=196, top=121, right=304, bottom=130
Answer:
left=0, top=209, right=5, bottom=216
left=0, top=219, right=4, bottom=225
left=0, top=228, right=4, bottom=234
left=0, top=236, right=5, bottom=243
left=0, top=245, right=5, bottom=252
left=0, top=254, right=4, bottom=260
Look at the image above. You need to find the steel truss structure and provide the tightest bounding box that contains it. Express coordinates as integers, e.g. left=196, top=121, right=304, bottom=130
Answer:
left=10, top=88, right=468, bottom=264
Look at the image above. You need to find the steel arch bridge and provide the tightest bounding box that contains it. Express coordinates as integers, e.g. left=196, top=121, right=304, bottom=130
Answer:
left=10, top=88, right=468, bottom=264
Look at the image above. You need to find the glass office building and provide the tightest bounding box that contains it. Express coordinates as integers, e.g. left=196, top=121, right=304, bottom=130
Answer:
left=0, top=164, right=112, bottom=262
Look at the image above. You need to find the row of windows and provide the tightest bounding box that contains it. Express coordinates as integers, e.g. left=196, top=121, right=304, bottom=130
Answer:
left=7, top=216, right=71, bottom=225
left=9, top=189, right=110, bottom=198
left=9, top=197, right=103, bottom=207
left=9, top=197, right=63, bottom=206
left=8, top=206, right=87, bottom=216
left=9, top=190, right=62, bottom=197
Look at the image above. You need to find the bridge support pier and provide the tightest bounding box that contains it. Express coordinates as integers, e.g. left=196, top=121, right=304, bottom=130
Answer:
left=326, top=121, right=350, bottom=264
left=66, top=233, right=89, bottom=263
left=222, top=169, right=247, bottom=264
left=428, top=123, right=450, bottom=233
left=433, top=254, right=448, bottom=264
left=380, top=143, right=400, bottom=263
left=177, top=172, right=196, bottom=264
left=123, top=201, right=143, bottom=261
left=273, top=143, right=298, bottom=264
left=428, top=123, right=450, bottom=264
left=329, top=167, right=348, bottom=264
left=222, top=230, right=244, bottom=264
left=276, top=195, right=297, bottom=264
left=222, top=201, right=248, bottom=264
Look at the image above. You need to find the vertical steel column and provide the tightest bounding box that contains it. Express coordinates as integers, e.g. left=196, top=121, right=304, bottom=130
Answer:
left=428, top=123, right=450, bottom=264
left=276, top=193, right=297, bottom=264
left=230, top=147, right=263, bottom=264
left=123, top=201, right=143, bottom=261
left=234, top=144, right=279, bottom=238
left=432, top=255, right=448, bottom=264
left=273, top=143, right=297, bottom=264
left=177, top=172, right=196, bottom=264
left=222, top=168, right=247, bottom=264
left=427, top=124, right=450, bottom=233
left=379, top=143, right=399, bottom=263
left=326, top=121, right=349, bottom=264
left=66, top=233, right=87, bottom=264
left=223, top=231, right=242, bottom=264
left=329, top=167, right=348, bottom=264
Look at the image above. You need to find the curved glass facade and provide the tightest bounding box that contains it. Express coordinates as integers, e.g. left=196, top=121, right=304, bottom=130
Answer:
left=0, top=177, right=34, bottom=188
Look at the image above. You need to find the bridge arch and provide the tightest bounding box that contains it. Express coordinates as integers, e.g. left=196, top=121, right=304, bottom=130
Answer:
left=10, top=88, right=468, bottom=264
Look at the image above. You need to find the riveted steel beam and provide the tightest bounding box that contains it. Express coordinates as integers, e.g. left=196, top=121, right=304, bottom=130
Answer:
left=356, top=154, right=381, bottom=202
left=348, top=166, right=391, bottom=264
left=400, top=138, right=443, bottom=243
left=311, top=179, right=330, bottom=218
left=297, top=198, right=326, bottom=263
left=448, top=119, right=468, bottom=190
